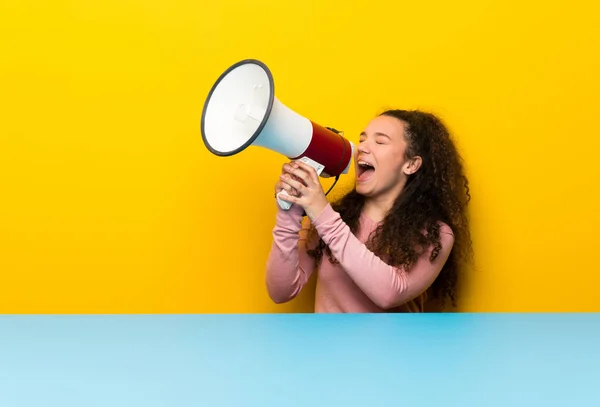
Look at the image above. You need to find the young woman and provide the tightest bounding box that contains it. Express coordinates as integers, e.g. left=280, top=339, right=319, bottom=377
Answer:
left=265, top=109, right=472, bottom=312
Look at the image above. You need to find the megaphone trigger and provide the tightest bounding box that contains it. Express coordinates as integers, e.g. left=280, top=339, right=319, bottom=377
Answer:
left=296, top=156, right=325, bottom=176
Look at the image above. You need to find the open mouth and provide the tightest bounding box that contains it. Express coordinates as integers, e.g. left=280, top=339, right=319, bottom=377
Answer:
left=357, top=160, right=375, bottom=182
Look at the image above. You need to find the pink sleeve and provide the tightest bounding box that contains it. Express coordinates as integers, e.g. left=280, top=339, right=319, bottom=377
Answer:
left=265, top=203, right=318, bottom=303
left=310, top=203, right=455, bottom=309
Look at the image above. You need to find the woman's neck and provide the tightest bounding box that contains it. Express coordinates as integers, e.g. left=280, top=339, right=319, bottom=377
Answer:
left=363, top=194, right=398, bottom=223
left=362, top=179, right=407, bottom=222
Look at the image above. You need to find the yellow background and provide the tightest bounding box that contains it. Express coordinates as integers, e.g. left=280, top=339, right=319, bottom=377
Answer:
left=1, top=0, right=599, bottom=313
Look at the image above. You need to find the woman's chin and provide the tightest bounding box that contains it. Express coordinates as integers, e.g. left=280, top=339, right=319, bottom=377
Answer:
left=356, top=183, right=374, bottom=196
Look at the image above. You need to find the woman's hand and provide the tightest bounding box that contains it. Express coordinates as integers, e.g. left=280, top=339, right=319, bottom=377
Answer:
left=277, top=160, right=329, bottom=220
left=274, top=161, right=304, bottom=198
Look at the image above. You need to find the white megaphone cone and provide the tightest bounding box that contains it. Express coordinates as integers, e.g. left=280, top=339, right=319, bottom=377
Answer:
left=200, top=59, right=354, bottom=211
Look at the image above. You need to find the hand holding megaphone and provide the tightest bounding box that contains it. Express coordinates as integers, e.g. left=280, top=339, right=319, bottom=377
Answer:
left=275, top=159, right=334, bottom=219
left=200, top=59, right=354, bottom=211
left=274, top=161, right=304, bottom=211
left=274, top=157, right=327, bottom=211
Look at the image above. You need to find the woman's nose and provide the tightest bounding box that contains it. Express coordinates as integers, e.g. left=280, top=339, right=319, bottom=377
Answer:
left=357, top=143, right=370, bottom=154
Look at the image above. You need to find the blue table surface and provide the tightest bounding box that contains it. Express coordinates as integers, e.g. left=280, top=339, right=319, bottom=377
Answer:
left=0, top=314, right=598, bottom=406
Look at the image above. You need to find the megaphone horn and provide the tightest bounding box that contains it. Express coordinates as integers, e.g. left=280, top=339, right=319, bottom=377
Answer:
left=200, top=59, right=354, bottom=210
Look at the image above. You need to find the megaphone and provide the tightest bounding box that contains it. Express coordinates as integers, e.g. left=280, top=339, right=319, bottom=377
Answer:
left=200, top=59, right=354, bottom=211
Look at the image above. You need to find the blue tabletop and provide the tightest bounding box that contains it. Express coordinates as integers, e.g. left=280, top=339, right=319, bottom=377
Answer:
left=0, top=314, right=598, bottom=406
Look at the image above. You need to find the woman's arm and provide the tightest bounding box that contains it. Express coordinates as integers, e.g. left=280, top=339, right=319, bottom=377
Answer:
left=310, top=204, right=455, bottom=309
left=265, top=204, right=318, bottom=303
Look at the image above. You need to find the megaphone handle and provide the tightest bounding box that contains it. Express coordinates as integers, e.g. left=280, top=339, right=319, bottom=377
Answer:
left=276, top=189, right=293, bottom=211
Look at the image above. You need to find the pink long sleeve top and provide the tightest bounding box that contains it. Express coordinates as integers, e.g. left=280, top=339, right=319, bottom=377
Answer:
left=265, top=201, right=455, bottom=312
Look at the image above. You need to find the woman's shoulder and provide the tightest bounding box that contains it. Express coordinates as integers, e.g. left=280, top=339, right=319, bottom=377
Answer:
left=436, top=221, right=456, bottom=253
left=438, top=221, right=454, bottom=237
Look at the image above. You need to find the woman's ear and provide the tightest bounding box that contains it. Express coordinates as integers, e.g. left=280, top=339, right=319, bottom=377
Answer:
left=403, top=156, right=422, bottom=175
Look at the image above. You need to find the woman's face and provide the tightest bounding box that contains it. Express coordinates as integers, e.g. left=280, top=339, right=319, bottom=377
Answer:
left=354, top=115, right=421, bottom=199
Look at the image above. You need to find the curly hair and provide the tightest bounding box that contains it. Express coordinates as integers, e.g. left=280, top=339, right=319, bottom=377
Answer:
left=307, top=109, right=472, bottom=309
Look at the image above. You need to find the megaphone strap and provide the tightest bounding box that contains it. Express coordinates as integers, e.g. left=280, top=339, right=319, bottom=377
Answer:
left=324, top=174, right=341, bottom=197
